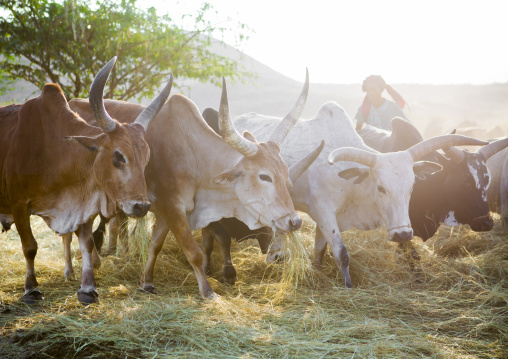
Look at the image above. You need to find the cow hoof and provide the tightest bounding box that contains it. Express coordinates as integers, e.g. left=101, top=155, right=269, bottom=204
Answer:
left=202, top=290, right=217, bottom=300
left=222, top=265, right=237, bottom=285
left=64, top=270, right=75, bottom=281
left=343, top=277, right=353, bottom=289
left=221, top=276, right=236, bottom=285
left=77, top=289, right=99, bottom=305
left=21, top=288, right=44, bottom=304
left=139, top=285, right=157, bottom=294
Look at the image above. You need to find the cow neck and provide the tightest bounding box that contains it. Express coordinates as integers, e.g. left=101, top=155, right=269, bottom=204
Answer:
left=186, top=135, right=256, bottom=230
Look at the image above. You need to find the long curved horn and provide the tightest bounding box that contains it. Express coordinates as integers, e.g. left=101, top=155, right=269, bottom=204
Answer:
left=89, top=57, right=118, bottom=133
left=219, top=78, right=258, bottom=157
left=134, top=74, right=173, bottom=131
left=441, top=129, right=465, bottom=163
left=289, top=140, right=325, bottom=183
left=328, top=147, right=377, bottom=168
left=407, top=135, right=488, bottom=162
left=269, top=68, right=309, bottom=146
left=442, top=146, right=465, bottom=163
left=477, top=137, right=508, bottom=160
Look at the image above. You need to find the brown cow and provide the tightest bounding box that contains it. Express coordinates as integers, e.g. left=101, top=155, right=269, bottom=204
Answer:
left=0, top=57, right=172, bottom=304
left=69, top=71, right=324, bottom=298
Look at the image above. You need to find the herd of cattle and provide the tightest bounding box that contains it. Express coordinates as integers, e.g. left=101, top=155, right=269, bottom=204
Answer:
left=1, top=58, right=507, bottom=305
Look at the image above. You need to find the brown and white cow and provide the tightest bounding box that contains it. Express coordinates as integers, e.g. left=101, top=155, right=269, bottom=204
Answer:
left=69, top=71, right=323, bottom=298
left=0, top=57, right=172, bottom=304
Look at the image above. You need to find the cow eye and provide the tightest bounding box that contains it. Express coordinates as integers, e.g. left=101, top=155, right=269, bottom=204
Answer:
left=259, top=174, right=272, bottom=183
left=113, top=150, right=126, bottom=168
left=377, top=185, right=386, bottom=194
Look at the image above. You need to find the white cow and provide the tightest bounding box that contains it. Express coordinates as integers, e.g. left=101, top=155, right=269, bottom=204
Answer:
left=232, top=102, right=488, bottom=287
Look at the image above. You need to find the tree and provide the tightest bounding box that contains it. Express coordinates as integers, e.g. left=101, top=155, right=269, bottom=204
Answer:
left=0, top=0, right=252, bottom=100
left=0, top=69, right=14, bottom=95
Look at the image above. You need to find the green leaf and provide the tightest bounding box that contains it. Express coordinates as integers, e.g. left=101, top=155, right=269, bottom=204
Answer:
left=0, top=0, right=253, bottom=100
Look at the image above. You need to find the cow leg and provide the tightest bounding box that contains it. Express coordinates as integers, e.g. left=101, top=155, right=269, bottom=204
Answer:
left=75, top=220, right=99, bottom=305
left=206, top=222, right=236, bottom=285
left=201, top=226, right=214, bottom=276
left=313, top=228, right=328, bottom=269
left=62, top=233, right=74, bottom=280
left=12, top=205, right=44, bottom=303
left=92, top=216, right=107, bottom=254
left=106, top=212, right=129, bottom=256
left=91, top=242, right=101, bottom=269
left=312, top=210, right=352, bottom=288
left=256, top=230, right=272, bottom=254
left=106, top=215, right=119, bottom=256
left=117, top=211, right=129, bottom=256
left=170, top=214, right=215, bottom=298
left=141, top=211, right=215, bottom=299
left=140, top=214, right=170, bottom=293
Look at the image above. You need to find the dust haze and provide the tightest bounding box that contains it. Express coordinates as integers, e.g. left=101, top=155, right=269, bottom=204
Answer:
left=2, top=43, right=506, bottom=142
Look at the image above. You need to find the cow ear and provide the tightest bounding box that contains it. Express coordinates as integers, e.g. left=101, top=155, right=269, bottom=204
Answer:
left=242, top=131, right=258, bottom=144
left=338, top=167, right=369, bottom=184
left=65, top=134, right=106, bottom=152
left=211, top=168, right=245, bottom=185
left=413, top=161, right=443, bottom=180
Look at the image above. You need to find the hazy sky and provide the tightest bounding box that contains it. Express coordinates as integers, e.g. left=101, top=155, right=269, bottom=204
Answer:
left=146, top=0, right=507, bottom=85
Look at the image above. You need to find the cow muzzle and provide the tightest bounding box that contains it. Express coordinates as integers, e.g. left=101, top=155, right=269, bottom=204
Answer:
left=274, top=212, right=302, bottom=233
left=266, top=248, right=291, bottom=264
left=119, top=198, right=151, bottom=218
left=266, top=231, right=291, bottom=264
left=469, top=214, right=494, bottom=232
left=388, top=226, right=414, bottom=243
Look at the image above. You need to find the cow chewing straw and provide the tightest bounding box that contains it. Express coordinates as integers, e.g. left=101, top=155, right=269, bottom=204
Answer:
left=1, top=214, right=507, bottom=358
left=261, top=225, right=316, bottom=304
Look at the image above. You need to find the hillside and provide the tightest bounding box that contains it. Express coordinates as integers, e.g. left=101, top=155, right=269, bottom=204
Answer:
left=2, top=42, right=507, bottom=140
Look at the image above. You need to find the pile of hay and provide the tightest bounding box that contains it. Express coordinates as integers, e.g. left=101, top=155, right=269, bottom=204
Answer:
left=1, top=214, right=506, bottom=358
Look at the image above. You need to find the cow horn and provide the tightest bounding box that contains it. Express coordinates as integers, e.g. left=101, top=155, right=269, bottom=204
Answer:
left=289, top=140, right=325, bottom=183
left=89, top=57, right=118, bottom=133
left=134, top=74, right=173, bottom=131
left=269, top=68, right=309, bottom=146
left=219, top=77, right=258, bottom=157
left=328, top=147, right=377, bottom=168
left=442, top=146, right=465, bottom=163
left=477, top=137, right=508, bottom=160
left=441, top=130, right=464, bottom=163
left=407, top=135, right=488, bottom=162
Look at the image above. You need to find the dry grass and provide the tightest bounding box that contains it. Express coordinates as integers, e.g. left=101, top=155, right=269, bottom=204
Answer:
left=1, top=213, right=507, bottom=358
